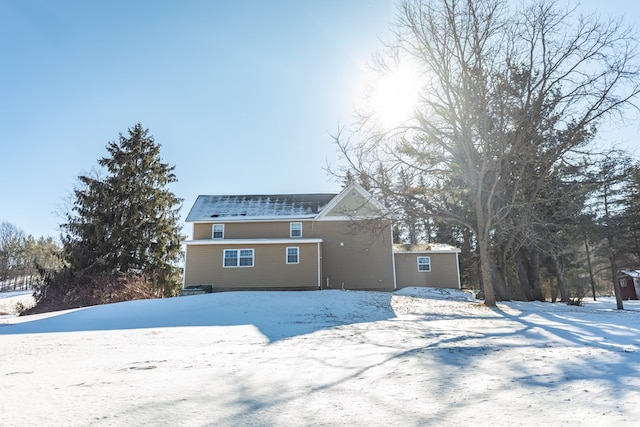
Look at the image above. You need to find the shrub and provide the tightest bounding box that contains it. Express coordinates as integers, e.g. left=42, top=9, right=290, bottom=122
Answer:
left=23, top=270, right=161, bottom=315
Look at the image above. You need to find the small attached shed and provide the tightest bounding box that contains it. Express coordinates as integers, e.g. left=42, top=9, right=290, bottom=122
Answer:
left=618, top=270, right=640, bottom=300
left=393, top=244, right=461, bottom=289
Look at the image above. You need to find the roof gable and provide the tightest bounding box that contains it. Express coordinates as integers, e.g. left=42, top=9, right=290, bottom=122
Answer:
left=316, top=182, right=388, bottom=219
left=186, top=193, right=336, bottom=222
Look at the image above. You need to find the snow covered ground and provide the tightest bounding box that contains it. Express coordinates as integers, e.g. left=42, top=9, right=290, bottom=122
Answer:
left=1, top=288, right=639, bottom=426
left=0, top=290, right=34, bottom=317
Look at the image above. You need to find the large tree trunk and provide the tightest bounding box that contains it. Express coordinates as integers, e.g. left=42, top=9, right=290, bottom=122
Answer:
left=514, top=248, right=545, bottom=302
left=609, top=258, right=624, bottom=310
left=491, top=263, right=509, bottom=301
left=479, top=237, right=496, bottom=306
left=550, top=254, right=569, bottom=303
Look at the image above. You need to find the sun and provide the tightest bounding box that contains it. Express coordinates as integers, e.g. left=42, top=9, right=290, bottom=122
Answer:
left=365, top=59, right=422, bottom=130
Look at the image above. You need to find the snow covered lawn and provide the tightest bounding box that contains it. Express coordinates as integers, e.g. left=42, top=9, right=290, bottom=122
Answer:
left=1, top=288, right=639, bottom=426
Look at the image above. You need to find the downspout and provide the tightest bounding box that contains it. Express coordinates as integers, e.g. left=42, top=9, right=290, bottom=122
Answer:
left=317, top=241, right=321, bottom=289
left=456, top=251, right=461, bottom=289
left=182, top=243, right=188, bottom=290
left=390, top=224, right=397, bottom=290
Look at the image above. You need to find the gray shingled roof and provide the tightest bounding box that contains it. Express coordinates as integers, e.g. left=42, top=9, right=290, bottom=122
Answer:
left=186, top=193, right=337, bottom=222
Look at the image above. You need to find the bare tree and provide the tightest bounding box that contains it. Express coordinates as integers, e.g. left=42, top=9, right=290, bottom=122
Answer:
left=331, top=0, right=640, bottom=306
left=0, top=222, right=25, bottom=287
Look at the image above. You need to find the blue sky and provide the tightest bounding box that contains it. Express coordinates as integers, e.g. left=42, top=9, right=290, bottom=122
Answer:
left=1, top=0, right=638, bottom=239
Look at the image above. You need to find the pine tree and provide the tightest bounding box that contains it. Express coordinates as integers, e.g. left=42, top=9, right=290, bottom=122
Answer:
left=62, top=123, right=184, bottom=296
left=620, top=162, right=640, bottom=267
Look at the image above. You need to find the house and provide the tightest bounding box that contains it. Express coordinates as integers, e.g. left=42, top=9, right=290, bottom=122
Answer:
left=618, top=270, right=640, bottom=300
left=183, top=183, right=461, bottom=291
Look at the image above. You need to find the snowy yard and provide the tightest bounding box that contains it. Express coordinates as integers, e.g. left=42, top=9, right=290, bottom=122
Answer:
left=1, top=288, right=639, bottom=426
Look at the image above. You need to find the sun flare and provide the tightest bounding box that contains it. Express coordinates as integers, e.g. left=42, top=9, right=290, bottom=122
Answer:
left=366, top=59, right=422, bottom=130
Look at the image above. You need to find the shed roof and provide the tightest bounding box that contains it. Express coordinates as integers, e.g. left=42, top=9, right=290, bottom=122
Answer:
left=393, top=243, right=461, bottom=253
left=186, top=193, right=337, bottom=222
left=620, top=270, right=640, bottom=278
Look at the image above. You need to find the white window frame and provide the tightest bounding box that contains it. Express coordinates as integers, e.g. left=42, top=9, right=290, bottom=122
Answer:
left=290, top=222, right=302, bottom=238
left=212, top=224, right=224, bottom=239
left=223, top=248, right=254, bottom=268
left=417, top=256, right=431, bottom=272
left=286, top=247, right=299, bottom=264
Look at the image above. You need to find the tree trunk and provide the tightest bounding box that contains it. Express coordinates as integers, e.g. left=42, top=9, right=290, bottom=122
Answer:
left=479, top=236, right=496, bottom=306
left=491, top=263, right=509, bottom=301
left=584, top=236, right=597, bottom=301
left=550, top=254, right=569, bottom=303
left=609, top=257, right=624, bottom=309
left=514, top=251, right=530, bottom=300
left=514, top=248, right=545, bottom=302
left=528, top=250, right=544, bottom=301
left=604, top=183, right=624, bottom=310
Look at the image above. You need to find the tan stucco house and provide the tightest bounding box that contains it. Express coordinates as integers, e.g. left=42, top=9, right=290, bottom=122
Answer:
left=183, top=183, right=460, bottom=291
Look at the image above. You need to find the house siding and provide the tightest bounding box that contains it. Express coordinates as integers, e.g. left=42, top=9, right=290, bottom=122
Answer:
left=193, top=221, right=315, bottom=240
left=394, top=252, right=460, bottom=289
left=311, top=220, right=394, bottom=290
left=185, top=242, right=319, bottom=289
left=188, top=219, right=395, bottom=290
left=323, top=190, right=384, bottom=218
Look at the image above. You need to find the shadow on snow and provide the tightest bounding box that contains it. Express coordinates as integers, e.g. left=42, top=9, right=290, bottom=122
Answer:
left=0, top=290, right=396, bottom=342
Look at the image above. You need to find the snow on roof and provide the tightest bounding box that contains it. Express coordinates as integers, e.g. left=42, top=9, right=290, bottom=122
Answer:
left=393, top=243, right=461, bottom=253
left=186, top=193, right=337, bottom=222
left=621, top=270, right=640, bottom=278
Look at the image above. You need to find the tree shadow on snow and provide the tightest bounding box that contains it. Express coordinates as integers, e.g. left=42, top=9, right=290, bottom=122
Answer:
left=0, top=290, right=396, bottom=343
left=292, top=299, right=640, bottom=424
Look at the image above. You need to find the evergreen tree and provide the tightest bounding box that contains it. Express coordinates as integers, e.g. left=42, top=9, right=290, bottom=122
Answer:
left=621, top=162, right=640, bottom=267
left=62, top=123, right=184, bottom=296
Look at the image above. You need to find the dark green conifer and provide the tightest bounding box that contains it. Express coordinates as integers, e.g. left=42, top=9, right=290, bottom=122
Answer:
left=62, top=123, right=184, bottom=296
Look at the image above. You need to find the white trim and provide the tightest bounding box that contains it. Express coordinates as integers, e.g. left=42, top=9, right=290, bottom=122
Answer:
left=185, top=238, right=322, bottom=245
left=290, top=222, right=302, bottom=238
left=313, top=215, right=354, bottom=221
left=187, top=216, right=317, bottom=223
left=317, top=241, right=321, bottom=289
left=390, top=224, right=397, bottom=290
left=223, top=248, right=254, bottom=268
left=394, top=250, right=461, bottom=254
left=286, top=246, right=299, bottom=264
left=182, top=243, right=188, bottom=289
left=417, top=256, right=431, bottom=272
left=315, top=182, right=388, bottom=220
left=212, top=224, right=224, bottom=239
left=455, top=252, right=461, bottom=289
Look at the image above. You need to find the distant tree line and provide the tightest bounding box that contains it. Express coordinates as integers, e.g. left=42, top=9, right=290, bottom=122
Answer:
left=0, top=222, right=62, bottom=291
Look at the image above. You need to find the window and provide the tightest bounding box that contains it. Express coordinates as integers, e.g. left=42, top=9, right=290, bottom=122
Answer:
left=239, top=249, right=254, bottom=266
left=286, top=247, right=299, bottom=264
left=212, top=224, right=224, bottom=239
left=290, top=222, right=302, bottom=238
left=223, top=249, right=254, bottom=267
left=417, top=256, right=431, bottom=272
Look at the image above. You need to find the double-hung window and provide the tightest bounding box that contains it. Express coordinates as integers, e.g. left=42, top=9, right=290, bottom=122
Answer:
left=286, top=247, right=299, bottom=264
left=290, top=222, right=302, bottom=238
left=212, top=224, right=224, bottom=239
left=417, top=256, right=431, bottom=272
left=223, top=249, right=254, bottom=267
